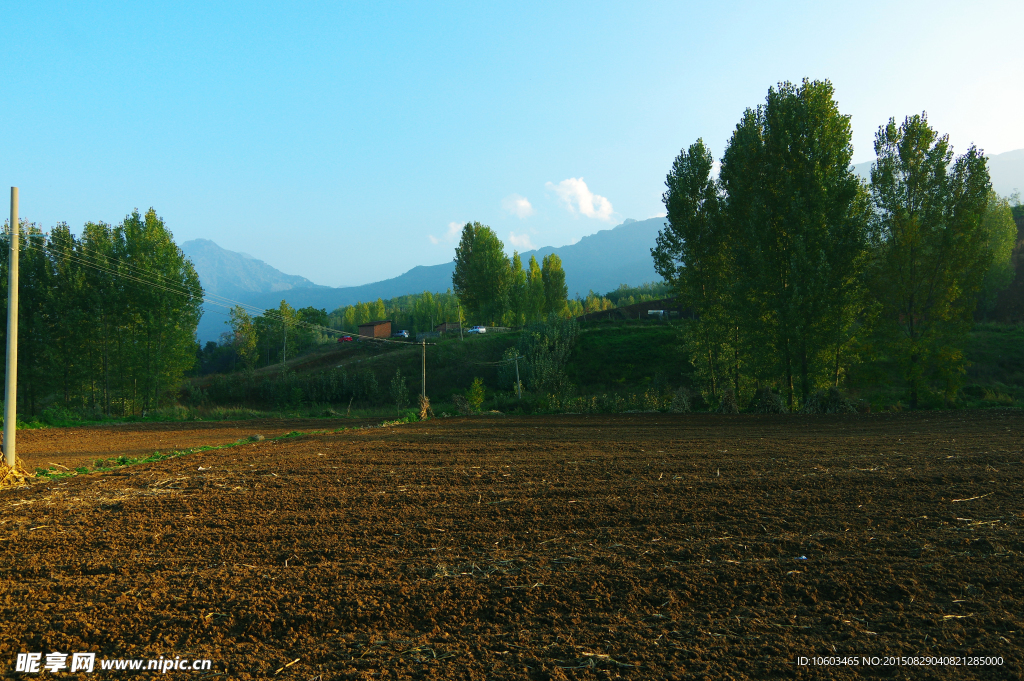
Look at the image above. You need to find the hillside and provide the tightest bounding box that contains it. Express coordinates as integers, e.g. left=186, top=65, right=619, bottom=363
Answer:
left=181, top=239, right=328, bottom=343
left=189, top=319, right=1024, bottom=415
left=187, top=218, right=670, bottom=342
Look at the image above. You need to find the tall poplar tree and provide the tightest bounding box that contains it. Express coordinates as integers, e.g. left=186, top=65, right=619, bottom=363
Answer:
left=867, top=113, right=992, bottom=406
left=526, top=255, right=545, bottom=322
left=507, top=252, right=528, bottom=326
left=452, top=222, right=512, bottom=324
left=720, top=79, right=867, bottom=409
left=653, top=138, right=734, bottom=400
left=229, top=306, right=259, bottom=371
left=541, top=254, right=568, bottom=316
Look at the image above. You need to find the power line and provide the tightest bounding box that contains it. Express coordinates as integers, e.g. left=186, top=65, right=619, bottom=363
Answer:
left=19, top=240, right=372, bottom=341
left=11, top=229, right=455, bottom=348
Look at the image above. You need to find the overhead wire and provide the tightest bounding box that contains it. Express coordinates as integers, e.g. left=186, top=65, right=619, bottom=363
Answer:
left=35, top=232, right=282, bottom=318
left=10, top=227, right=471, bottom=350
left=19, top=238, right=423, bottom=346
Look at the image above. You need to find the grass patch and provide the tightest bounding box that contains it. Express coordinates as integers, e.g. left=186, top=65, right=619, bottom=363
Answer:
left=30, top=417, right=413, bottom=482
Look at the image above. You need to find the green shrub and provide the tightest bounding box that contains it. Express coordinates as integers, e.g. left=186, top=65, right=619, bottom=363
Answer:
left=669, top=387, right=691, bottom=413
left=750, top=388, right=786, bottom=414
left=467, top=378, right=486, bottom=413
left=717, top=388, right=739, bottom=414
left=40, top=405, right=82, bottom=426
left=801, top=387, right=857, bottom=414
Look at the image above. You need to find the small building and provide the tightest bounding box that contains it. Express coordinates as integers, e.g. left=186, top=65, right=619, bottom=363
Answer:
left=435, top=322, right=462, bottom=334
left=358, top=320, right=392, bottom=339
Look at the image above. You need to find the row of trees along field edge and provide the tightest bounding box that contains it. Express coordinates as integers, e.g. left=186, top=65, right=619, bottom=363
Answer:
left=1, top=209, right=202, bottom=418
left=653, top=78, right=1018, bottom=411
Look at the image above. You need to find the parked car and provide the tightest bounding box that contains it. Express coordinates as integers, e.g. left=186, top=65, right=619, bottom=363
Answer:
left=337, top=335, right=353, bottom=342
left=392, top=330, right=410, bottom=338
left=467, top=325, right=487, bottom=334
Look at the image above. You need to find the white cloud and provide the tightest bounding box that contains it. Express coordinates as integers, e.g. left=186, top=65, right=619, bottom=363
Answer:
left=545, top=177, right=615, bottom=221
left=508, top=231, right=537, bottom=250
left=429, top=221, right=464, bottom=244
left=501, top=193, right=534, bottom=218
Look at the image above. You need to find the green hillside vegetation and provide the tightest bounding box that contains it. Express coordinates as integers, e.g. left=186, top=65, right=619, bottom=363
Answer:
left=178, top=316, right=1024, bottom=419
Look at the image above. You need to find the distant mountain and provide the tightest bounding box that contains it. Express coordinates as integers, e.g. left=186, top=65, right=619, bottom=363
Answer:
left=181, top=238, right=328, bottom=344
left=181, top=239, right=325, bottom=297
left=520, top=217, right=665, bottom=297
left=988, top=149, right=1024, bottom=198
left=185, top=219, right=669, bottom=342
left=851, top=148, right=1024, bottom=197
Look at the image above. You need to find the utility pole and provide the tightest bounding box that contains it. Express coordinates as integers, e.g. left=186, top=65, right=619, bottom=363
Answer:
left=421, top=340, right=426, bottom=400
left=4, top=188, right=19, bottom=468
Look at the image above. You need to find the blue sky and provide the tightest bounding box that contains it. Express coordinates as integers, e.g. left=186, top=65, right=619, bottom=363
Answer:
left=3, top=1, right=1023, bottom=287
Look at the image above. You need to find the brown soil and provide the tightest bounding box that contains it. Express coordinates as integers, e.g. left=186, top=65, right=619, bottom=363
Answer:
left=1, top=411, right=1021, bottom=679
left=14, top=418, right=380, bottom=472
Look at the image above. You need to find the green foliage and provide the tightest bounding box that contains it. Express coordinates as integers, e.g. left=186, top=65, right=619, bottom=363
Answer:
left=527, top=256, right=545, bottom=322
left=652, top=140, right=735, bottom=403
left=721, top=79, right=869, bottom=409
left=467, top=377, right=486, bottom=413
left=517, top=315, right=579, bottom=396
left=867, top=113, right=993, bottom=407
left=648, top=81, right=1016, bottom=411
left=389, top=368, right=409, bottom=415
left=453, top=222, right=512, bottom=324
left=749, top=388, right=786, bottom=414
left=229, top=305, right=258, bottom=371
left=717, top=388, right=739, bottom=414
left=0, top=209, right=203, bottom=417
left=541, top=254, right=568, bottom=316
left=669, top=387, right=691, bottom=413
left=975, top=192, right=1018, bottom=319
left=653, top=81, right=869, bottom=410
left=498, top=347, right=523, bottom=393
left=452, top=222, right=570, bottom=326
left=565, top=290, right=617, bottom=318
left=800, top=387, right=857, bottom=414
left=330, top=290, right=463, bottom=337
left=506, top=252, right=529, bottom=326
left=567, top=322, right=686, bottom=393
left=603, top=282, right=672, bottom=306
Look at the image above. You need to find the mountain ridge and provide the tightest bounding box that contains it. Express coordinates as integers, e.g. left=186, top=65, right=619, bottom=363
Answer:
left=188, top=218, right=668, bottom=342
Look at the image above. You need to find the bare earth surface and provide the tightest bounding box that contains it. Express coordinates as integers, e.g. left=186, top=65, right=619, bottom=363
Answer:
left=0, top=411, right=1021, bottom=680
left=15, top=418, right=381, bottom=472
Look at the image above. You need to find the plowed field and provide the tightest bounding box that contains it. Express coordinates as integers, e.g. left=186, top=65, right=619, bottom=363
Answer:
left=14, top=418, right=381, bottom=472
left=1, top=411, right=1021, bottom=680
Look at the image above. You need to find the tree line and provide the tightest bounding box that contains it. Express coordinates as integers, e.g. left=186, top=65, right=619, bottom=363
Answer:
left=452, top=221, right=570, bottom=325
left=654, top=79, right=1018, bottom=410
left=330, top=290, right=463, bottom=336
left=1, top=209, right=202, bottom=417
